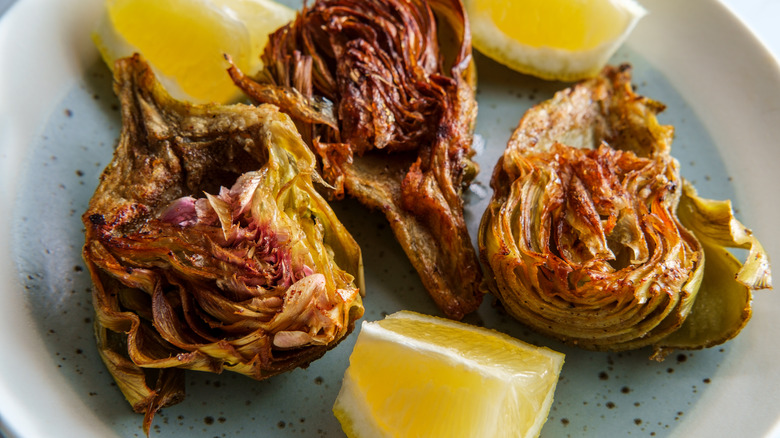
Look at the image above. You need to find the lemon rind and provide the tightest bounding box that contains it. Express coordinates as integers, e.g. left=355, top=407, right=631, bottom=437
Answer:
left=334, top=312, right=565, bottom=438
left=385, top=310, right=564, bottom=361
left=211, top=0, right=297, bottom=75
left=333, top=371, right=388, bottom=438
left=381, top=311, right=564, bottom=438
left=92, top=0, right=296, bottom=104
left=92, top=2, right=219, bottom=103
left=467, top=0, right=646, bottom=81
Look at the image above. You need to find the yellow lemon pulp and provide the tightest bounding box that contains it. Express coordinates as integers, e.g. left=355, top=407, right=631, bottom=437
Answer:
left=333, top=311, right=565, bottom=438
left=466, top=0, right=646, bottom=81
left=93, top=0, right=295, bottom=104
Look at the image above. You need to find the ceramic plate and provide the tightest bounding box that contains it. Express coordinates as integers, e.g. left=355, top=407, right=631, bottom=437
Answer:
left=1, top=0, right=779, bottom=436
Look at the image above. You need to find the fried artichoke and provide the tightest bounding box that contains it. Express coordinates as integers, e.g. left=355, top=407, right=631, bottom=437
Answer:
left=82, top=54, right=364, bottom=432
left=227, top=0, right=483, bottom=319
left=479, top=64, right=772, bottom=357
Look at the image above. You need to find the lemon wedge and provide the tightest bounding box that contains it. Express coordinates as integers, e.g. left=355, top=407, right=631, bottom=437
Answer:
left=333, top=311, right=565, bottom=438
left=92, top=0, right=295, bottom=104
left=465, top=0, right=646, bottom=81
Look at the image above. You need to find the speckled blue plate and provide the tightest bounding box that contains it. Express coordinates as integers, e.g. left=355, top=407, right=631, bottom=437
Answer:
left=1, top=0, right=779, bottom=437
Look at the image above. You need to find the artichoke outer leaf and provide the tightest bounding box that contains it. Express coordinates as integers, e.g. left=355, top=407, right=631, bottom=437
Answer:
left=676, top=180, right=772, bottom=290
left=655, top=180, right=771, bottom=355
left=654, top=239, right=752, bottom=354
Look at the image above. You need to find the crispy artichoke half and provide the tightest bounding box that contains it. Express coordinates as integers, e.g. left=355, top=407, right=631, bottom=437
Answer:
left=479, top=64, right=772, bottom=358
left=226, top=0, right=483, bottom=319
left=82, top=54, right=364, bottom=432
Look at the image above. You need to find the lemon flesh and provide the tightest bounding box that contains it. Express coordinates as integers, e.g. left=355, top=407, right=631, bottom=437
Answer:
left=466, top=0, right=646, bottom=81
left=333, top=311, right=565, bottom=438
left=93, top=0, right=295, bottom=104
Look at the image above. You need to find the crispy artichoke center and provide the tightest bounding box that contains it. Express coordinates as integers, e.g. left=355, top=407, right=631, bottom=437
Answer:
left=506, top=142, right=699, bottom=304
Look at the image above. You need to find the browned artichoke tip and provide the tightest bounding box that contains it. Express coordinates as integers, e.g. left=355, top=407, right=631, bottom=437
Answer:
left=478, top=64, right=772, bottom=359
left=82, top=54, right=364, bottom=433
left=227, top=0, right=484, bottom=320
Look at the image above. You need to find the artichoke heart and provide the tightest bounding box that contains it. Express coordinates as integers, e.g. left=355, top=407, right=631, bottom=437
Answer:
left=478, top=64, right=772, bottom=357
left=82, top=54, right=364, bottom=432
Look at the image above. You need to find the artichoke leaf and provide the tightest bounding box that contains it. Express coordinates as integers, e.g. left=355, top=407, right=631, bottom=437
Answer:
left=653, top=238, right=752, bottom=354
left=655, top=181, right=772, bottom=354
left=676, top=180, right=772, bottom=290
